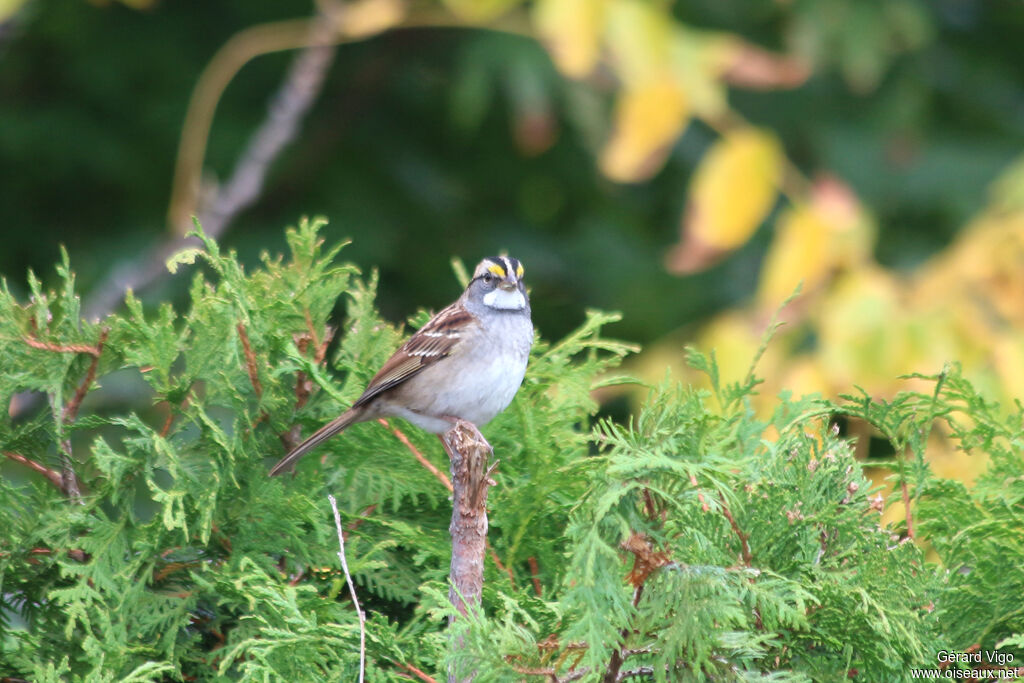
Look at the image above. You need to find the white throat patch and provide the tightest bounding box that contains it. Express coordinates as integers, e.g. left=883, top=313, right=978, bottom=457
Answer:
left=483, top=288, right=526, bottom=310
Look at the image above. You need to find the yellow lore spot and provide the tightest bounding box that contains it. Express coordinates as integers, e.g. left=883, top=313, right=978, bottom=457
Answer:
left=516, top=263, right=524, bottom=277
left=488, top=263, right=506, bottom=276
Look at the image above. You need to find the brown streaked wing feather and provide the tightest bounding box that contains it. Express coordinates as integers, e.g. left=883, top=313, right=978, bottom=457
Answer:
left=352, top=302, right=476, bottom=407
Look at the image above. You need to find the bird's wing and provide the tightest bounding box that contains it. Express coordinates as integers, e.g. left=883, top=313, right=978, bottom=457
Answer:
left=352, top=301, right=476, bottom=408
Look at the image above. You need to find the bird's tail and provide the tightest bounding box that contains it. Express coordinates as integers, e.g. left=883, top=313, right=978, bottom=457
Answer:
left=269, top=408, right=361, bottom=477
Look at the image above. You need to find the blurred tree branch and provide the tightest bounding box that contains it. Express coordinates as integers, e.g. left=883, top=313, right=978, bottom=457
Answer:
left=84, top=13, right=339, bottom=319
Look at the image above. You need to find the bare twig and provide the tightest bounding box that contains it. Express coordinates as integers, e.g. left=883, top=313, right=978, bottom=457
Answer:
left=83, top=14, right=338, bottom=320
left=442, top=419, right=494, bottom=622
left=191, top=23, right=337, bottom=237
left=329, top=493, right=366, bottom=683
left=25, top=546, right=89, bottom=563
left=168, top=16, right=336, bottom=237
left=379, top=418, right=453, bottom=492
left=509, top=664, right=558, bottom=680
left=3, top=451, right=64, bottom=490
left=378, top=417, right=513, bottom=594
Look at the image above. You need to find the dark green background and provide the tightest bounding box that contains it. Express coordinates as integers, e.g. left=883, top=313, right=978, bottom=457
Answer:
left=2, top=0, right=1022, bottom=344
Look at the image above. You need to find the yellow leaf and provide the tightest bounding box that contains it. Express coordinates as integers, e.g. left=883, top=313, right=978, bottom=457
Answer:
left=757, top=204, right=830, bottom=308
left=604, top=0, right=673, bottom=86
left=599, top=80, right=689, bottom=183
left=757, top=175, right=874, bottom=299
left=686, top=128, right=782, bottom=250
left=667, top=129, right=782, bottom=274
left=533, top=0, right=605, bottom=78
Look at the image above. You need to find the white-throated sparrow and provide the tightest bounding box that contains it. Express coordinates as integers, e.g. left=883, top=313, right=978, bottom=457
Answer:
left=269, top=256, right=533, bottom=476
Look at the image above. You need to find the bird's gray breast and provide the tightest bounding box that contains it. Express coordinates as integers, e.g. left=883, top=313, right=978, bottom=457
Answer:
left=412, top=310, right=532, bottom=427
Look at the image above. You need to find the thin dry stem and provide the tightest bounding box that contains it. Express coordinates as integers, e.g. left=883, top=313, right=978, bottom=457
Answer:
left=489, top=544, right=516, bottom=588
left=528, top=556, right=543, bottom=596
left=3, top=451, right=64, bottom=490
left=901, top=479, right=915, bottom=539
left=23, top=336, right=101, bottom=357
left=236, top=322, right=263, bottom=398
left=378, top=418, right=453, bottom=492
left=329, top=493, right=366, bottom=683
left=602, top=586, right=645, bottom=683
left=718, top=492, right=752, bottom=565
left=60, top=328, right=109, bottom=425
left=394, top=662, right=438, bottom=683
left=55, top=327, right=109, bottom=504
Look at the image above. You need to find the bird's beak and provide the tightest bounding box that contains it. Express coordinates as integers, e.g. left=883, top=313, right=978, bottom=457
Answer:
left=499, top=277, right=518, bottom=292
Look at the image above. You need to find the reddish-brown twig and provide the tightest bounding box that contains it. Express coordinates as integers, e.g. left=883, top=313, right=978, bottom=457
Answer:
left=377, top=418, right=452, bottom=492
left=490, top=544, right=516, bottom=588
left=718, top=493, right=752, bottom=565
left=159, top=395, right=190, bottom=438
left=3, top=451, right=63, bottom=490
left=900, top=480, right=915, bottom=539
left=344, top=504, right=377, bottom=535
left=23, top=336, right=101, bottom=357
left=393, top=662, right=438, bottom=683
left=290, top=319, right=334, bottom=446
left=303, top=310, right=333, bottom=365
left=54, top=327, right=109, bottom=504
left=60, top=328, right=109, bottom=425
left=528, top=556, right=543, bottom=597
left=236, top=322, right=263, bottom=398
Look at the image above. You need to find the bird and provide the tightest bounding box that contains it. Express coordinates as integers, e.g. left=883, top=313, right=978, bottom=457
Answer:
left=269, top=256, right=533, bottom=476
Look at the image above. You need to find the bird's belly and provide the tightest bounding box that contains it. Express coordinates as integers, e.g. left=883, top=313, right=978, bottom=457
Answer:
left=437, top=354, right=526, bottom=424
left=397, top=347, right=528, bottom=431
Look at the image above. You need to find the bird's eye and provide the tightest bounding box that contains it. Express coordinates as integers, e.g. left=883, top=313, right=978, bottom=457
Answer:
left=482, top=273, right=493, bottom=284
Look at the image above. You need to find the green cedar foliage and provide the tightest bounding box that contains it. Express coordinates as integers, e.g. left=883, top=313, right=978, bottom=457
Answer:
left=0, top=220, right=1021, bottom=681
